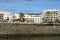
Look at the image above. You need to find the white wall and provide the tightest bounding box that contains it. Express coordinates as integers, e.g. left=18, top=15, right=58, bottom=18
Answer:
left=24, top=14, right=42, bottom=23
left=14, top=14, right=20, bottom=19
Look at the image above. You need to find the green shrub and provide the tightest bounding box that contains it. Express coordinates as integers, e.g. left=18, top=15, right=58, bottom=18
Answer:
left=55, top=19, right=60, bottom=23
left=17, top=18, right=25, bottom=22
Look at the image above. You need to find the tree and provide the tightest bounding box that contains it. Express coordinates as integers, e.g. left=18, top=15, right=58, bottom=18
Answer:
left=55, top=19, right=60, bottom=23
left=20, top=12, right=24, bottom=18
left=18, top=12, right=25, bottom=22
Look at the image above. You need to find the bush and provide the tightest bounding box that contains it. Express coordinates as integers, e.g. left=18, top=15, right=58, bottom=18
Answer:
left=55, top=19, right=60, bottom=23
left=17, top=18, right=25, bottom=22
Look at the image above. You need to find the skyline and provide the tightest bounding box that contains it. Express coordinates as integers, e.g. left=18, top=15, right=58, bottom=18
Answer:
left=0, top=0, right=60, bottom=13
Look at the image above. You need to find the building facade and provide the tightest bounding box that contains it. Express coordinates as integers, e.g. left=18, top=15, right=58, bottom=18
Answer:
left=13, top=13, right=20, bottom=19
left=42, top=9, right=58, bottom=23
left=58, top=10, right=60, bottom=20
left=0, top=11, right=13, bottom=22
left=24, top=14, right=42, bottom=24
left=0, top=14, right=3, bottom=22
left=13, top=13, right=42, bottom=24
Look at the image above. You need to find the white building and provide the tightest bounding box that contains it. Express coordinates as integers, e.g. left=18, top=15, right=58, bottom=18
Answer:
left=24, top=13, right=42, bottom=24
left=13, top=9, right=60, bottom=24
left=42, top=9, right=58, bottom=23
left=58, top=10, right=60, bottom=20
left=13, top=13, right=42, bottom=24
left=13, top=13, right=20, bottom=19
left=0, top=11, right=13, bottom=22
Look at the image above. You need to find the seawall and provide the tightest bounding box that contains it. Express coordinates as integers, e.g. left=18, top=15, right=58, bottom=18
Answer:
left=0, top=23, right=60, bottom=34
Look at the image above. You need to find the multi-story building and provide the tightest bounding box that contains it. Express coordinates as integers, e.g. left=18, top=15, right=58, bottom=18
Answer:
left=42, top=9, right=58, bottom=23
left=0, top=14, right=3, bottom=22
left=13, top=9, right=60, bottom=24
left=0, top=11, right=13, bottom=22
left=58, top=10, right=60, bottom=20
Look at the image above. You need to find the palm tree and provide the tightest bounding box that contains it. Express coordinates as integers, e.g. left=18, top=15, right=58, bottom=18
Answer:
left=20, top=12, right=24, bottom=18
left=19, top=12, right=25, bottom=22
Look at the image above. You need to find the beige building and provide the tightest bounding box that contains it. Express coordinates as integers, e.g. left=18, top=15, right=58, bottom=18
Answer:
left=0, top=14, right=3, bottom=22
left=42, top=9, right=58, bottom=23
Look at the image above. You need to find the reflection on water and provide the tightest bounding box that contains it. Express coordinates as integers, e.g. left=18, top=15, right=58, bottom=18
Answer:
left=0, top=34, right=60, bottom=40
left=20, top=36, right=60, bottom=40
left=0, top=36, right=60, bottom=40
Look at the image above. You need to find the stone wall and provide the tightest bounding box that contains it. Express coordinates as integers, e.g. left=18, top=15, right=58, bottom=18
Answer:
left=0, top=23, right=60, bottom=34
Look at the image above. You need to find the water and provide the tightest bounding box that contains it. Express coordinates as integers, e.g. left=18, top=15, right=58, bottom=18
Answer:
left=0, top=36, right=60, bottom=40
left=0, top=34, right=60, bottom=40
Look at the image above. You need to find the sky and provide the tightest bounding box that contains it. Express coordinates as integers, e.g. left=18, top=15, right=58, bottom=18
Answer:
left=0, top=0, right=60, bottom=13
